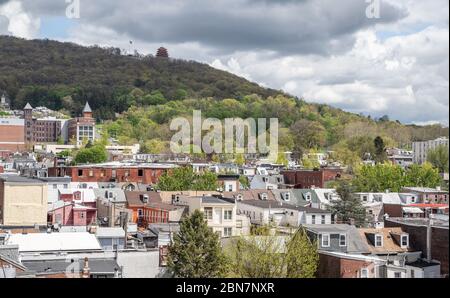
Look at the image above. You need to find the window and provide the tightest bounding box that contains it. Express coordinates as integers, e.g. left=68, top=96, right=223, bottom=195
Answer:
left=224, top=210, right=233, bottom=220
left=394, top=272, right=401, bottom=278
left=321, top=234, right=330, bottom=247
left=305, top=193, right=311, bottom=201
left=138, top=209, right=144, bottom=218
left=339, top=234, right=347, bottom=247
left=78, top=169, right=83, bottom=177
left=53, top=184, right=57, bottom=189
left=89, top=170, right=94, bottom=177
left=204, top=207, right=213, bottom=220
left=223, top=227, right=232, bottom=238
left=362, top=195, right=368, bottom=202
left=375, top=234, right=383, bottom=247
left=311, top=215, right=316, bottom=224
left=321, top=215, right=326, bottom=224
left=80, top=212, right=85, bottom=219
left=138, top=169, right=144, bottom=177
left=360, top=268, right=369, bottom=278
left=401, top=234, right=409, bottom=248
left=410, top=270, right=415, bottom=278
left=63, top=184, right=68, bottom=189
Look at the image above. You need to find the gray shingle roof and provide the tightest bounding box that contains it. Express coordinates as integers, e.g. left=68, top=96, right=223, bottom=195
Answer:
left=83, top=102, right=92, bottom=113
left=303, top=224, right=370, bottom=254
left=22, top=258, right=120, bottom=275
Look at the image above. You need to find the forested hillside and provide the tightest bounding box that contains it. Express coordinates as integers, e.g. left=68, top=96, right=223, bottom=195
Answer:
left=0, top=36, right=279, bottom=119
left=0, top=36, right=448, bottom=161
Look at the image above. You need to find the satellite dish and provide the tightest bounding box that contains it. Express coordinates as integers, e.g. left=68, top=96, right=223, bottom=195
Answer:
left=103, top=217, right=109, bottom=222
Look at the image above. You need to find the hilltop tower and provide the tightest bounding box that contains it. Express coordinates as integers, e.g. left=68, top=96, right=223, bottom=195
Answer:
left=156, top=47, right=169, bottom=58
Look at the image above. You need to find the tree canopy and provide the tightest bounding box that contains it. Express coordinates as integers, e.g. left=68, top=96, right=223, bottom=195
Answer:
left=167, top=210, right=228, bottom=278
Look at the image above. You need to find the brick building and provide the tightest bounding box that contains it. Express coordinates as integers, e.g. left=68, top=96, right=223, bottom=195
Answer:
left=67, top=102, right=96, bottom=146
left=316, top=252, right=379, bottom=278
left=24, top=103, right=62, bottom=146
left=0, top=118, right=25, bottom=152
left=385, top=217, right=449, bottom=277
left=125, top=191, right=184, bottom=227
left=49, top=162, right=178, bottom=185
left=281, top=168, right=342, bottom=189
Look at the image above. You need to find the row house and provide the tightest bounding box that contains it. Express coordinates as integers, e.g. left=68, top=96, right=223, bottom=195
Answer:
left=249, top=174, right=285, bottom=190
left=48, top=201, right=97, bottom=227
left=0, top=175, right=48, bottom=227
left=304, top=224, right=442, bottom=278
left=281, top=168, right=342, bottom=189
left=236, top=199, right=332, bottom=227
left=401, top=187, right=449, bottom=204
left=173, top=195, right=250, bottom=238
left=126, top=192, right=185, bottom=227
left=49, top=162, right=178, bottom=185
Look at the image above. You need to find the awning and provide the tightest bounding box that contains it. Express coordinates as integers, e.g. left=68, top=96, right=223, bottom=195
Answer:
left=402, top=207, right=424, bottom=214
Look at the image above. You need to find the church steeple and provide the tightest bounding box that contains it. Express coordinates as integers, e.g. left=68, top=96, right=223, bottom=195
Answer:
left=82, top=102, right=93, bottom=118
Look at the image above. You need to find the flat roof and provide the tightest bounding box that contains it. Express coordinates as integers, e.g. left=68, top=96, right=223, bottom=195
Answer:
left=73, top=162, right=179, bottom=169
left=0, top=175, right=46, bottom=184
left=6, top=232, right=102, bottom=253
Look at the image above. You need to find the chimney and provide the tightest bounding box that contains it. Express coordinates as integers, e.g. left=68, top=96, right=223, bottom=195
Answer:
left=82, top=257, right=90, bottom=278
left=426, top=219, right=433, bottom=263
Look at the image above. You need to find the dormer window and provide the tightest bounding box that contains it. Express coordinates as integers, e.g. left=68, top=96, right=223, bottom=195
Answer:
left=401, top=234, right=409, bottom=248
left=375, top=234, right=383, bottom=247
left=339, top=234, right=347, bottom=247
left=305, top=193, right=311, bottom=201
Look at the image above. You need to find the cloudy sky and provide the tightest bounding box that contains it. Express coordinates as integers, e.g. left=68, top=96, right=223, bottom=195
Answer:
left=1, top=0, right=448, bottom=125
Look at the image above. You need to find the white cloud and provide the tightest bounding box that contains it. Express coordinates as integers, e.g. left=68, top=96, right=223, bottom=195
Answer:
left=0, top=0, right=39, bottom=38
left=0, top=0, right=448, bottom=125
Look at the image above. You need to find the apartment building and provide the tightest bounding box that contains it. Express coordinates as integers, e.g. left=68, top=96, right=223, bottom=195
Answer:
left=412, top=137, right=449, bottom=165
left=0, top=176, right=48, bottom=227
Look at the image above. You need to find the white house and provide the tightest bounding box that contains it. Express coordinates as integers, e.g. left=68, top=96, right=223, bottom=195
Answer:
left=173, top=195, right=249, bottom=237
left=236, top=200, right=332, bottom=227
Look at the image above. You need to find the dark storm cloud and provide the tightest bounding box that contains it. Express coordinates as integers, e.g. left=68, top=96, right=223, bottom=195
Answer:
left=19, top=0, right=407, bottom=55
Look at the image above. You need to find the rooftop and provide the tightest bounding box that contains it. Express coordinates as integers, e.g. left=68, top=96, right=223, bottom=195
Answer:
left=386, top=217, right=449, bottom=228
left=22, top=258, right=120, bottom=275
left=0, top=175, right=46, bottom=184
left=6, top=232, right=102, bottom=253
left=239, top=200, right=330, bottom=213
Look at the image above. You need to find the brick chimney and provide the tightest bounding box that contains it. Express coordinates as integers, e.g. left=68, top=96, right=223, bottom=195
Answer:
left=82, top=257, right=90, bottom=278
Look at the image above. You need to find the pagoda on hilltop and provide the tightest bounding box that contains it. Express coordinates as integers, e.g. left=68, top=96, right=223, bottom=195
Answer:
left=156, top=47, right=169, bottom=58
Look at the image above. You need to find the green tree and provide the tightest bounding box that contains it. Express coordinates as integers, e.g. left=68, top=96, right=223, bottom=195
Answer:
left=74, top=144, right=108, bottom=164
left=427, top=145, right=449, bottom=173
left=353, top=163, right=442, bottom=192
left=327, top=180, right=366, bottom=226
left=167, top=210, right=227, bottom=278
left=373, top=136, right=387, bottom=163
left=226, top=228, right=318, bottom=278
left=157, top=167, right=219, bottom=191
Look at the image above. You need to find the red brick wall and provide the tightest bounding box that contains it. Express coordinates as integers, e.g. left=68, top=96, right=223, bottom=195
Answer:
left=67, top=167, right=167, bottom=184
left=281, top=170, right=324, bottom=188
left=385, top=219, right=449, bottom=276
left=317, top=253, right=374, bottom=278
left=383, top=204, right=403, bottom=218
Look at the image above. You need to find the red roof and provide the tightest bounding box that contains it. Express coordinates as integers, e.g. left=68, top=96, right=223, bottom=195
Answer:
left=408, top=204, right=449, bottom=208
